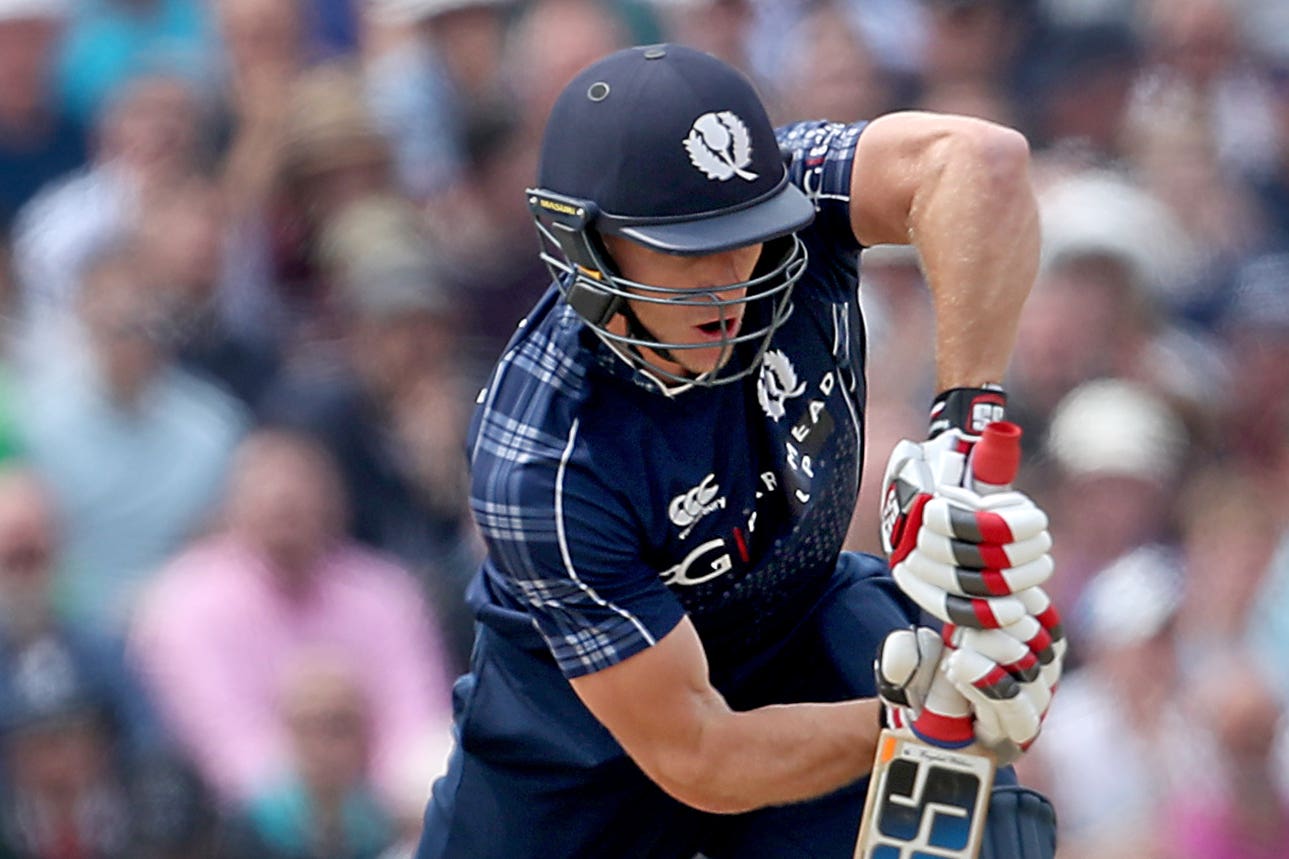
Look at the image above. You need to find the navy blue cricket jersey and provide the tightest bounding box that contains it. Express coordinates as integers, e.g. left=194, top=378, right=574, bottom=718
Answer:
left=466, top=120, right=869, bottom=685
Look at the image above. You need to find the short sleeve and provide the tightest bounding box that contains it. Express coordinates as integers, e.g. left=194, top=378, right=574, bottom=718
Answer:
left=472, top=416, right=686, bottom=679
left=777, top=120, right=868, bottom=254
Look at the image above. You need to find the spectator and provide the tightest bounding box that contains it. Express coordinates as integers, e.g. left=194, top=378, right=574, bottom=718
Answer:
left=1127, top=0, right=1281, bottom=182
left=1215, top=252, right=1289, bottom=466
left=1018, top=546, right=1214, bottom=859
left=0, top=640, right=214, bottom=859
left=54, top=0, right=217, bottom=127
left=133, top=174, right=282, bottom=410
left=262, top=195, right=480, bottom=669
left=1021, top=22, right=1141, bottom=165
left=252, top=61, right=401, bottom=355
left=1172, top=465, right=1283, bottom=677
left=1009, top=169, right=1218, bottom=444
left=917, top=0, right=1031, bottom=122
left=129, top=430, right=454, bottom=824
left=771, top=0, right=893, bottom=126
left=213, top=0, right=311, bottom=349
left=13, top=239, right=248, bottom=635
left=0, top=466, right=160, bottom=751
left=1042, top=378, right=1188, bottom=623
left=1248, top=54, right=1289, bottom=247
left=503, top=0, right=629, bottom=139
left=9, top=69, right=209, bottom=360
left=423, top=104, right=547, bottom=384
left=0, top=465, right=213, bottom=859
left=216, top=657, right=399, bottom=859
left=650, top=0, right=757, bottom=83
left=363, top=0, right=514, bottom=201
left=0, top=0, right=86, bottom=233
left=1166, top=651, right=1289, bottom=859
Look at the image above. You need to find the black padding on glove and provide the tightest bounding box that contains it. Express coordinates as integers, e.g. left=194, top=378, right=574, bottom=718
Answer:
left=980, top=785, right=1057, bottom=859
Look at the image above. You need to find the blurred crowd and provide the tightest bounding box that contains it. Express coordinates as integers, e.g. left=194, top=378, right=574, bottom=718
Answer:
left=0, top=0, right=1287, bottom=856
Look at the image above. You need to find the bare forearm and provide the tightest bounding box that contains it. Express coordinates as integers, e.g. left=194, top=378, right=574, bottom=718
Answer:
left=907, top=125, right=1039, bottom=390
left=660, top=698, right=884, bottom=814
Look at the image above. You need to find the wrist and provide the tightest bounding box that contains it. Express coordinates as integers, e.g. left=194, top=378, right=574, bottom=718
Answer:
left=929, top=384, right=1007, bottom=438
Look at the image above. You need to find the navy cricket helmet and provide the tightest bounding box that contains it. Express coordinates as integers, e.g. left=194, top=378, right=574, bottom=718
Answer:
left=527, top=44, right=815, bottom=386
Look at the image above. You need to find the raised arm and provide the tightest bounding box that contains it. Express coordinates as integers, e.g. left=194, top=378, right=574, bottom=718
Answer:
left=569, top=617, right=883, bottom=814
left=849, top=111, right=1040, bottom=390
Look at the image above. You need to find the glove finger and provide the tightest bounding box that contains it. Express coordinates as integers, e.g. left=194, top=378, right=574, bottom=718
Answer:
left=924, top=495, right=1049, bottom=544
left=1018, top=587, right=1065, bottom=633
left=892, top=564, right=1029, bottom=628
left=955, top=628, right=1041, bottom=685
left=918, top=529, right=1052, bottom=570
left=910, top=541, right=1054, bottom=596
left=998, top=612, right=1063, bottom=675
left=945, top=648, right=1043, bottom=747
left=902, top=544, right=1049, bottom=603
left=947, top=631, right=1057, bottom=747
left=1015, top=587, right=1068, bottom=669
left=876, top=627, right=942, bottom=710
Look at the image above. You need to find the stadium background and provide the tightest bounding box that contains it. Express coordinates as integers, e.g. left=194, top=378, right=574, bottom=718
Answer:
left=0, top=0, right=1287, bottom=856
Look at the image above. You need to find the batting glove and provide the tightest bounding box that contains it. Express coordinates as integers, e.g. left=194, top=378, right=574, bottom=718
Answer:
left=876, top=626, right=975, bottom=748
left=941, top=587, right=1067, bottom=763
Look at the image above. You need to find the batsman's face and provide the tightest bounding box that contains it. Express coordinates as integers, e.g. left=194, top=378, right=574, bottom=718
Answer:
left=602, top=235, right=762, bottom=378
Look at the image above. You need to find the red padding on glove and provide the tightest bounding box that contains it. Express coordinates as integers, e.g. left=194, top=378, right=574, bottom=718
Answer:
left=974, top=510, right=1015, bottom=545
left=981, top=569, right=1012, bottom=596
left=890, top=493, right=931, bottom=566
left=913, top=709, right=975, bottom=747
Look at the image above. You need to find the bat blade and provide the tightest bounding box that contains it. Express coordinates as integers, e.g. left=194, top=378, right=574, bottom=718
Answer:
left=854, top=730, right=995, bottom=859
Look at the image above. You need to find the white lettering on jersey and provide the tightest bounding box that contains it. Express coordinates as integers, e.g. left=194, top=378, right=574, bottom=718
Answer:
left=659, top=539, right=735, bottom=587
left=757, top=350, right=807, bottom=421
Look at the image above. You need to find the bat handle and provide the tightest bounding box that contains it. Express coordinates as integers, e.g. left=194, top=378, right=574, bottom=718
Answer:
left=970, top=421, right=1022, bottom=493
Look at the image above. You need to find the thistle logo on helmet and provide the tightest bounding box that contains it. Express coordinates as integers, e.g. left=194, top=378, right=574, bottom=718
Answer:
left=685, top=112, right=759, bottom=182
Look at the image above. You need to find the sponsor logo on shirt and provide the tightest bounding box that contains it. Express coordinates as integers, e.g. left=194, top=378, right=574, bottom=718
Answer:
left=669, top=474, right=726, bottom=539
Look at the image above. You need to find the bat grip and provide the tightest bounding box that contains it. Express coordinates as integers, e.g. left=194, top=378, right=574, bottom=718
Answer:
left=970, top=421, right=1022, bottom=493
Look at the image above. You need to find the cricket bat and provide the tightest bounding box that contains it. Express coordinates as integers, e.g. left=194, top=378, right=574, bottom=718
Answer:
left=854, top=421, right=1022, bottom=859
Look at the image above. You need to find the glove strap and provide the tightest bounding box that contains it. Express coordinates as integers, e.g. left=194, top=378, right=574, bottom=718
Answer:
left=929, top=385, right=1008, bottom=438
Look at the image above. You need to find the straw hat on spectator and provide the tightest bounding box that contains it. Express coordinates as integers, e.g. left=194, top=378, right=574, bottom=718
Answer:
left=315, top=194, right=450, bottom=320
left=1039, top=170, right=1196, bottom=300
left=1046, top=378, right=1187, bottom=485
left=283, top=64, right=391, bottom=184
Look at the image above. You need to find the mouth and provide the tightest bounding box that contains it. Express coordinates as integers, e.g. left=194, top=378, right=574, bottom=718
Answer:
left=694, top=316, right=740, bottom=341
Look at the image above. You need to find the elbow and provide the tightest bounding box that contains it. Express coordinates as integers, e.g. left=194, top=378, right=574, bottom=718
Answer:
left=954, top=120, right=1033, bottom=200
left=653, top=764, right=759, bottom=816
left=645, top=732, right=760, bottom=815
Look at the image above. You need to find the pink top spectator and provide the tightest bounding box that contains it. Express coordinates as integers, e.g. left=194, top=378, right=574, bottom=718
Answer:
left=130, top=533, right=453, bottom=812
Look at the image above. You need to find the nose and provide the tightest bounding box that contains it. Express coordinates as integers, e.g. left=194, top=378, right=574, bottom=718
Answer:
left=697, top=249, right=755, bottom=292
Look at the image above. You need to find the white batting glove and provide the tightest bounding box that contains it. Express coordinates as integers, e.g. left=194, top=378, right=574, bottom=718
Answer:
left=876, top=626, right=974, bottom=749
left=882, top=451, right=1054, bottom=631
left=941, top=587, right=1067, bottom=764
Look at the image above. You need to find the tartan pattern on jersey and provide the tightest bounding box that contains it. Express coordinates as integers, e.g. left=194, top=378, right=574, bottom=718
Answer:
left=469, top=302, right=661, bottom=676
left=467, top=119, right=870, bottom=678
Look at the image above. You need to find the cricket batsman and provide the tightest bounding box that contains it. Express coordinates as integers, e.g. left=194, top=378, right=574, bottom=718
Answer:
left=416, top=44, right=1064, bottom=858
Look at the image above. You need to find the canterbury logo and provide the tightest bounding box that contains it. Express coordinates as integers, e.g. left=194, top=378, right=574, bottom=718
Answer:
left=684, top=112, right=758, bottom=182
left=669, top=474, right=724, bottom=529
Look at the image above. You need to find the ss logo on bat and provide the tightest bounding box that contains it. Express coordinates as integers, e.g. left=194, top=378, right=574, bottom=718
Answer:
left=855, top=735, right=994, bottom=859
